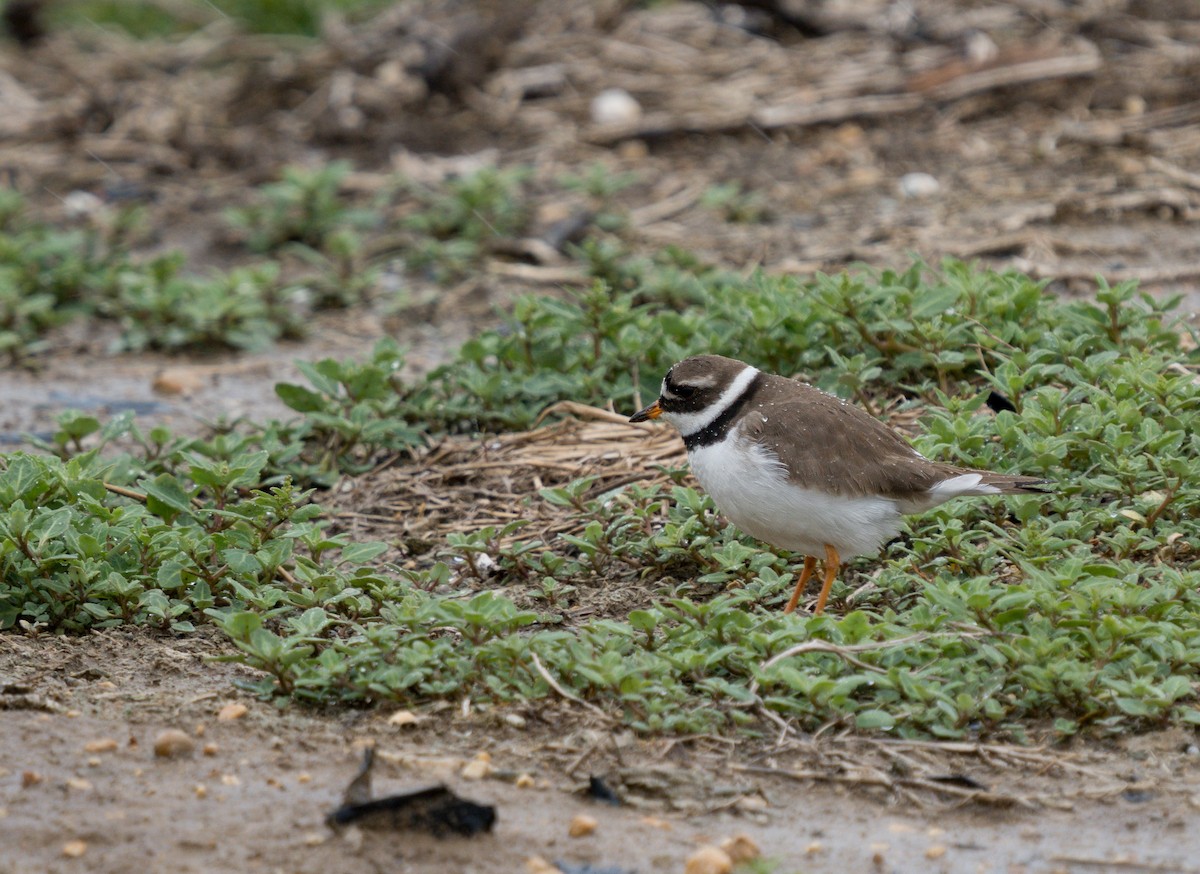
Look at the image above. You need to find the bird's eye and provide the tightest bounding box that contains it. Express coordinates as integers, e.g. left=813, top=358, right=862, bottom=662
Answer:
left=672, top=383, right=697, bottom=398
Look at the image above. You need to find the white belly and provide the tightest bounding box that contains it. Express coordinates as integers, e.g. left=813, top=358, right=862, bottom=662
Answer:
left=687, top=438, right=903, bottom=558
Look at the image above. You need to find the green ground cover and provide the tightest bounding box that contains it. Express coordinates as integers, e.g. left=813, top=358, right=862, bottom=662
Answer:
left=3, top=202, right=1197, bottom=739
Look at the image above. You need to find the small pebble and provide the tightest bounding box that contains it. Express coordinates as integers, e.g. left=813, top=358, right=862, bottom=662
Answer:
left=194, top=784, right=208, bottom=799
left=504, top=713, right=527, bottom=728
left=22, top=771, right=43, bottom=788
left=61, top=839, right=88, bottom=858
left=1124, top=95, right=1147, bottom=116
left=461, top=752, right=492, bottom=780
left=387, top=710, right=418, bottom=727
left=684, top=846, right=732, bottom=874
left=926, top=844, right=947, bottom=860
left=515, top=773, right=535, bottom=789
left=63, top=190, right=104, bottom=219
left=297, top=772, right=312, bottom=784
left=734, top=795, right=768, bottom=812
left=591, top=88, right=642, bottom=126
left=84, top=738, right=119, bottom=753
left=719, top=834, right=760, bottom=864
left=153, top=729, right=195, bottom=759
left=65, top=778, right=93, bottom=792
left=526, top=857, right=563, bottom=874
left=805, top=841, right=824, bottom=854
left=202, top=743, right=219, bottom=757
left=341, top=825, right=364, bottom=852
left=898, top=172, right=940, bottom=199
left=568, top=814, right=598, bottom=838
left=964, top=30, right=999, bottom=65
left=220, top=774, right=241, bottom=786
left=152, top=368, right=204, bottom=396
left=217, top=703, right=248, bottom=721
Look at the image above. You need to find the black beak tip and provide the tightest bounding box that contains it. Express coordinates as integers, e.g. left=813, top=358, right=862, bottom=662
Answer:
left=630, top=400, right=661, bottom=423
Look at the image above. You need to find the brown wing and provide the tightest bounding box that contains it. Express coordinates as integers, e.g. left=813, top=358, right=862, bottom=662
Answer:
left=738, top=375, right=955, bottom=499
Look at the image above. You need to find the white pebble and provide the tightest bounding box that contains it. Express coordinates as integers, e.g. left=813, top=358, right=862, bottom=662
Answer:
left=899, top=172, right=941, bottom=199
left=591, top=89, right=641, bottom=126
left=63, top=191, right=104, bottom=219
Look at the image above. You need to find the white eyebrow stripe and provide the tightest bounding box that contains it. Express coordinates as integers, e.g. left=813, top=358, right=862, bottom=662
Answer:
left=681, top=373, right=719, bottom=389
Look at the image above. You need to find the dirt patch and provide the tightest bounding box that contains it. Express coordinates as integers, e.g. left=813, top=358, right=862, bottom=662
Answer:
left=5, top=1, right=1200, bottom=870
left=4, top=631, right=1200, bottom=872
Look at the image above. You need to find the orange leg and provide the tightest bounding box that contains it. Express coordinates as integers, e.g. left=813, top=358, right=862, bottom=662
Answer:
left=783, top=556, right=816, bottom=614
left=813, top=544, right=841, bottom=615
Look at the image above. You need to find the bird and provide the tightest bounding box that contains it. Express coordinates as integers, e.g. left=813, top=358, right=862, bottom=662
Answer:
left=628, top=354, right=1047, bottom=615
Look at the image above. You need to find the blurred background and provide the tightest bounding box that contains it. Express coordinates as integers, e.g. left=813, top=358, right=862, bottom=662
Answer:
left=1, top=0, right=1198, bottom=434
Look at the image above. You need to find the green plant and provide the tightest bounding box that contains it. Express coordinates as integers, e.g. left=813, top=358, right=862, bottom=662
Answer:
left=287, top=228, right=380, bottom=308
left=49, top=1, right=199, bottom=38
left=558, top=164, right=640, bottom=201
left=0, top=193, right=133, bottom=359
left=0, top=448, right=330, bottom=633
left=701, top=181, right=770, bottom=223
left=226, top=161, right=377, bottom=254
left=0, top=191, right=312, bottom=357
left=107, top=257, right=305, bottom=352
left=52, top=0, right=391, bottom=39
left=269, top=338, right=424, bottom=483
left=213, top=0, right=390, bottom=35
left=557, top=163, right=638, bottom=232
left=400, top=166, right=532, bottom=280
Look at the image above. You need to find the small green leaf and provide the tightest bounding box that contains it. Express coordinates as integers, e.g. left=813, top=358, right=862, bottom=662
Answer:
left=855, top=709, right=896, bottom=730
left=142, top=474, right=194, bottom=519
left=339, top=541, right=388, bottom=564
left=275, top=383, right=328, bottom=413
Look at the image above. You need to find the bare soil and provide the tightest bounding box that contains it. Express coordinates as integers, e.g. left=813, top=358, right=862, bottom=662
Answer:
left=4, top=631, right=1200, bottom=873
left=3, top=1, right=1200, bottom=870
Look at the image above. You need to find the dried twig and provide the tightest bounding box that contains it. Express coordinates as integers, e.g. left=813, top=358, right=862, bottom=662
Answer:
left=529, top=652, right=612, bottom=723
left=916, top=42, right=1102, bottom=102
left=104, top=483, right=147, bottom=502
left=1048, top=856, right=1200, bottom=873
left=755, top=634, right=930, bottom=685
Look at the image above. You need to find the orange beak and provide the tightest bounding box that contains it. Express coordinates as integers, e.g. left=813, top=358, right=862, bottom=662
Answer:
left=629, top=399, right=663, bottom=423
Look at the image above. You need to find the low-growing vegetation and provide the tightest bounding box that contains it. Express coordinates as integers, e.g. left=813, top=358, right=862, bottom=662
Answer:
left=0, top=161, right=587, bottom=358
left=0, top=192, right=307, bottom=357
left=3, top=251, right=1198, bottom=740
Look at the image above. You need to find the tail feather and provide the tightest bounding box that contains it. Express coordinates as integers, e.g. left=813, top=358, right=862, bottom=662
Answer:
left=929, top=470, right=1049, bottom=501
left=976, top=472, right=1050, bottom=494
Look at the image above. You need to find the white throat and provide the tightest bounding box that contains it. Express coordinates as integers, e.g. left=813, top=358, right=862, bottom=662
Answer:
left=664, top=365, right=759, bottom=437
